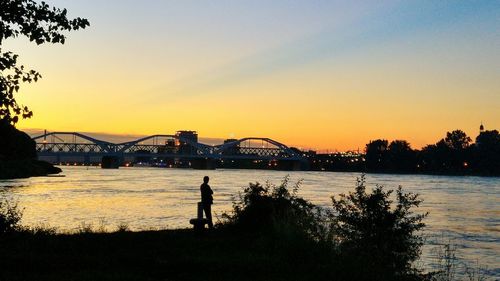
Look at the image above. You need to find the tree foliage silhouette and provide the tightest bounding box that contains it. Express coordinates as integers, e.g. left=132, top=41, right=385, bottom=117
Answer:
left=444, top=130, right=471, bottom=150
left=388, top=140, right=416, bottom=172
left=365, top=139, right=389, bottom=170
left=360, top=129, right=500, bottom=175
left=0, top=0, right=89, bottom=124
left=473, top=130, right=500, bottom=174
left=331, top=175, right=427, bottom=280
left=223, top=176, right=332, bottom=241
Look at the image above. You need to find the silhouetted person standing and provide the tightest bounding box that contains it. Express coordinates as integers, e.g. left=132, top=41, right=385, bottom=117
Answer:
left=200, top=176, right=214, bottom=229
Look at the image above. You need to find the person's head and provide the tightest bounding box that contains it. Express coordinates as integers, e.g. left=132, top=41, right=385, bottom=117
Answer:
left=203, top=176, right=209, bottom=183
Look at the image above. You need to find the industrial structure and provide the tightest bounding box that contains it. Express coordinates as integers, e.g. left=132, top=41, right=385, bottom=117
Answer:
left=32, top=131, right=307, bottom=170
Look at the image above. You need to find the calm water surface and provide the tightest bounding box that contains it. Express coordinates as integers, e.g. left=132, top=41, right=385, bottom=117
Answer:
left=1, top=167, right=498, bottom=277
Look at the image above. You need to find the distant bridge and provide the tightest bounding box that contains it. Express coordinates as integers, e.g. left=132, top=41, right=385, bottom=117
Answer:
left=32, top=132, right=306, bottom=169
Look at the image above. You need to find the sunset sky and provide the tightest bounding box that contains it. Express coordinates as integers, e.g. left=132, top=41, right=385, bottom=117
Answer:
left=8, top=0, right=500, bottom=151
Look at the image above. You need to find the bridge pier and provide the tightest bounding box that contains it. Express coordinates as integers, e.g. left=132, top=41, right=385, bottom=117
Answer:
left=276, top=160, right=304, bottom=171
left=101, top=156, right=120, bottom=169
left=190, top=158, right=216, bottom=170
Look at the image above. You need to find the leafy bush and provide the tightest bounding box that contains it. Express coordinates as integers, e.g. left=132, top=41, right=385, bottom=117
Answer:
left=223, top=176, right=333, bottom=242
left=222, top=176, right=436, bottom=280
left=331, top=175, right=428, bottom=280
left=0, top=198, right=23, bottom=233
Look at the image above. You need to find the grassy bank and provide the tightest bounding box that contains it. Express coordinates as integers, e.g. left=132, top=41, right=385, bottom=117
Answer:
left=0, top=227, right=337, bottom=281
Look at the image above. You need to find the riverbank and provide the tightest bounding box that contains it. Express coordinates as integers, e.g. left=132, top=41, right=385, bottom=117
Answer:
left=1, top=228, right=490, bottom=281
left=0, top=228, right=338, bottom=281
left=0, top=121, right=61, bottom=179
left=0, top=159, right=62, bottom=179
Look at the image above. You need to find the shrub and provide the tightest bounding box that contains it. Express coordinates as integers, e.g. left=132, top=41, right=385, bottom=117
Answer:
left=0, top=198, right=23, bottom=233
left=331, top=175, right=427, bottom=280
left=223, top=176, right=333, bottom=242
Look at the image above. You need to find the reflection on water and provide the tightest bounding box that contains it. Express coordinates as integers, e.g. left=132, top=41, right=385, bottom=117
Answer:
left=1, top=167, right=499, bottom=277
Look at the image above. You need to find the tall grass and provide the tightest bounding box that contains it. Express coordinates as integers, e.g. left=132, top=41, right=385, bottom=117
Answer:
left=429, top=243, right=487, bottom=281
left=0, top=198, right=22, bottom=233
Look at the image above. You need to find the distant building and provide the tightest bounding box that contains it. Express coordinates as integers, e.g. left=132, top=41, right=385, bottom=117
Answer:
left=166, top=139, right=175, bottom=147
left=175, top=130, right=198, bottom=145
left=477, top=122, right=486, bottom=147
left=175, top=130, right=198, bottom=154
left=223, top=138, right=240, bottom=154
left=224, top=138, right=238, bottom=144
left=159, top=138, right=176, bottom=154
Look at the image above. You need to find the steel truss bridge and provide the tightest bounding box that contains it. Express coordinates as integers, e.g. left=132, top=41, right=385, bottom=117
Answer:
left=32, top=132, right=305, bottom=168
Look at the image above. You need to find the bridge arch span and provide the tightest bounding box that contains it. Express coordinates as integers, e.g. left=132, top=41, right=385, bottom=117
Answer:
left=32, top=132, right=306, bottom=168
left=214, top=137, right=301, bottom=160
left=33, top=132, right=115, bottom=153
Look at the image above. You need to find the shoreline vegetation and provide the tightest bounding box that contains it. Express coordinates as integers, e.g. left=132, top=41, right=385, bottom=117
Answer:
left=0, top=177, right=489, bottom=281
left=304, top=129, right=500, bottom=177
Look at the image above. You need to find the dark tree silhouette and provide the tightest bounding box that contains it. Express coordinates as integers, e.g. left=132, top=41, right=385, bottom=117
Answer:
left=443, top=130, right=473, bottom=171
left=444, top=130, right=472, bottom=150
left=418, top=144, right=437, bottom=172
left=423, top=140, right=453, bottom=171
left=476, top=130, right=500, bottom=149
left=357, top=128, right=498, bottom=175
left=365, top=139, right=389, bottom=171
left=0, top=0, right=89, bottom=124
left=331, top=176, right=427, bottom=280
left=387, top=140, right=416, bottom=172
left=414, top=130, right=473, bottom=174
left=473, top=130, right=500, bottom=175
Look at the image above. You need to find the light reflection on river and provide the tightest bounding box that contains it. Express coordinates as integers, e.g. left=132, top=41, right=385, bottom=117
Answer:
left=1, top=167, right=498, bottom=277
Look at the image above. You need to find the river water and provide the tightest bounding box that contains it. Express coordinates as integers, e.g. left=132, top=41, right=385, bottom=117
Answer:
left=0, top=167, right=498, bottom=278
